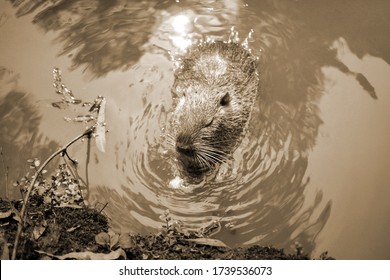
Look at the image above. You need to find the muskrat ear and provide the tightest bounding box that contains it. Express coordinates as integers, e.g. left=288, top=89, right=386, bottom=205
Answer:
left=220, top=93, right=230, bottom=106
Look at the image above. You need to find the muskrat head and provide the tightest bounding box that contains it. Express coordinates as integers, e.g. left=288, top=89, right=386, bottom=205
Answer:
left=170, top=41, right=259, bottom=177
left=172, top=85, right=239, bottom=175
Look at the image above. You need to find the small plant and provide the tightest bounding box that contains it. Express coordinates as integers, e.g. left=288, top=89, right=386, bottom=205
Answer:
left=294, top=241, right=304, bottom=257
left=159, top=209, right=182, bottom=234
left=319, top=251, right=335, bottom=260
left=10, top=67, right=108, bottom=259
left=95, top=229, right=134, bottom=251
left=14, top=160, right=85, bottom=207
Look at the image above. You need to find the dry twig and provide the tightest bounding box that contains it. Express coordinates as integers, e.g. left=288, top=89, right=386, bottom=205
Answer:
left=11, top=127, right=95, bottom=260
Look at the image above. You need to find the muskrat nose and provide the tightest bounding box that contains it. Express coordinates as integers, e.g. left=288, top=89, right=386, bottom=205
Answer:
left=176, top=134, right=195, bottom=157
left=176, top=144, right=196, bottom=157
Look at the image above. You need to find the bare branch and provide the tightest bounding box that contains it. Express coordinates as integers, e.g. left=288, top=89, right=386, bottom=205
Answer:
left=11, top=126, right=94, bottom=260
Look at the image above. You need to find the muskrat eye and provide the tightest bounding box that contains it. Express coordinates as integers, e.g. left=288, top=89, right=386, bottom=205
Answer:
left=220, top=93, right=230, bottom=106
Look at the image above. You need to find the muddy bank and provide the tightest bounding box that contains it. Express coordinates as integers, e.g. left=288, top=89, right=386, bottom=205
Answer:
left=0, top=195, right=331, bottom=260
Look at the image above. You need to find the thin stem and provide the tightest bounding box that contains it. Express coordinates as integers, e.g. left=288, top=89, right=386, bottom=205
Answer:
left=98, top=202, right=108, bottom=214
left=63, top=150, right=78, bottom=165
left=62, top=154, right=87, bottom=204
left=85, top=136, right=91, bottom=198
left=11, top=126, right=94, bottom=260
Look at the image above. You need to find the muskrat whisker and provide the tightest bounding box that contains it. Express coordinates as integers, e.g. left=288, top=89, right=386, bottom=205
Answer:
left=197, top=145, right=228, bottom=159
left=196, top=152, right=214, bottom=169
left=165, top=134, right=176, bottom=147
left=197, top=149, right=227, bottom=164
left=199, top=150, right=226, bottom=163
left=196, top=144, right=225, bottom=152
left=166, top=139, right=175, bottom=147
left=199, top=156, right=212, bottom=170
left=199, top=137, right=236, bottom=146
left=193, top=153, right=209, bottom=170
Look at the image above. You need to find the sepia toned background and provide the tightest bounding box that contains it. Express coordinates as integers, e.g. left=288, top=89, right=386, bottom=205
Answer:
left=1, top=0, right=389, bottom=259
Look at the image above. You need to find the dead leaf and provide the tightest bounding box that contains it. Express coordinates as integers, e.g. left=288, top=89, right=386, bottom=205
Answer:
left=67, top=225, right=81, bottom=233
left=187, top=238, right=229, bottom=248
left=33, top=224, right=47, bottom=240
left=110, top=233, right=120, bottom=250
left=54, top=205, right=82, bottom=209
left=35, top=248, right=126, bottom=260
left=118, top=234, right=134, bottom=249
left=0, top=211, right=12, bottom=219
left=38, top=223, right=60, bottom=248
left=11, top=209, right=22, bottom=224
left=44, top=196, right=52, bottom=204
left=107, top=228, right=116, bottom=238
left=0, top=233, right=9, bottom=260
left=95, top=232, right=110, bottom=246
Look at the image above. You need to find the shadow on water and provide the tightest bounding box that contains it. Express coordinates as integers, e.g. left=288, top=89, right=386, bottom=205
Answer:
left=3, top=0, right=385, bottom=255
left=0, top=67, right=59, bottom=198
left=245, top=0, right=386, bottom=101
left=8, top=0, right=242, bottom=78
left=9, top=0, right=172, bottom=78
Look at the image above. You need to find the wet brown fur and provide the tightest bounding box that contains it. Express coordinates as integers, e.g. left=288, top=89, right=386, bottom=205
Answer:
left=171, top=41, right=259, bottom=176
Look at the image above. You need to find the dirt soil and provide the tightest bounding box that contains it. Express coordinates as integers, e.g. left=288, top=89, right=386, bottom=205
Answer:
left=0, top=196, right=328, bottom=260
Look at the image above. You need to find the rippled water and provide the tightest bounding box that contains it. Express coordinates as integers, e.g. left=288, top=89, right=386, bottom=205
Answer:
left=1, top=0, right=390, bottom=259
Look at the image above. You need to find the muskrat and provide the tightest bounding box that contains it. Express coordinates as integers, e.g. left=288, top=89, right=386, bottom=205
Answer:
left=171, top=40, right=259, bottom=176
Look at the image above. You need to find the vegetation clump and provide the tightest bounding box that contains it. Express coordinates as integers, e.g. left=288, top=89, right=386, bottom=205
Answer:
left=0, top=195, right=316, bottom=260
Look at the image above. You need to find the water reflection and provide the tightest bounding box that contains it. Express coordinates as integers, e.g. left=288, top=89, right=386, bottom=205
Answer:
left=245, top=0, right=385, bottom=100
left=8, top=0, right=239, bottom=77
left=0, top=66, right=58, bottom=198
left=2, top=0, right=388, bottom=258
